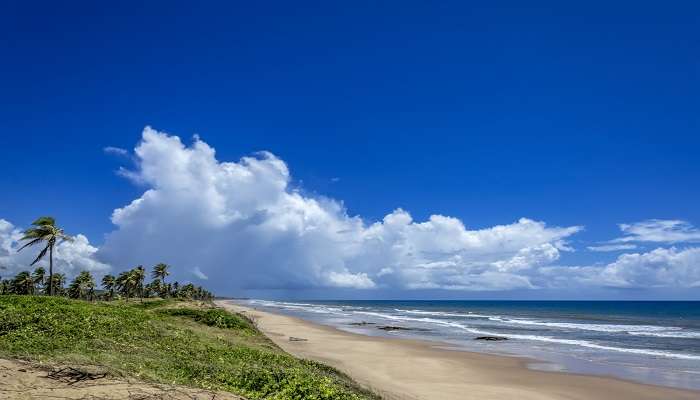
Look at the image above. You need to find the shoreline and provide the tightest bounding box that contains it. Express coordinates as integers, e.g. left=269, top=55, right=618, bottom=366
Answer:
left=217, top=300, right=699, bottom=400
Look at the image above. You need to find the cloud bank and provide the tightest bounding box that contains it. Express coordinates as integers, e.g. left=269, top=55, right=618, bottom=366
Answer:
left=96, top=127, right=586, bottom=292
left=539, top=247, right=700, bottom=289
left=92, top=127, right=700, bottom=294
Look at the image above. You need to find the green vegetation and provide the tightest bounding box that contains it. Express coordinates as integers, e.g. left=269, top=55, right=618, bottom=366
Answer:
left=2, top=215, right=212, bottom=301
left=0, top=295, right=378, bottom=400
left=1, top=264, right=213, bottom=301
left=157, top=307, right=257, bottom=332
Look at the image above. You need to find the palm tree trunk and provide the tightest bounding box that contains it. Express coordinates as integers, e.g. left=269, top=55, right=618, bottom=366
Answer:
left=49, top=245, right=54, bottom=296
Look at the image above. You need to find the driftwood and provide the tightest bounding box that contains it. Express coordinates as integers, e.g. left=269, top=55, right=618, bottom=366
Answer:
left=289, top=336, right=308, bottom=342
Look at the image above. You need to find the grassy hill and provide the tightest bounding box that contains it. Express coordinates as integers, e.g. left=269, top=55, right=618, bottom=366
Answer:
left=0, top=295, right=379, bottom=400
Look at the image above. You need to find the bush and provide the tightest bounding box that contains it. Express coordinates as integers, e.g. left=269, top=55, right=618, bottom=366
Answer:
left=157, top=308, right=255, bottom=331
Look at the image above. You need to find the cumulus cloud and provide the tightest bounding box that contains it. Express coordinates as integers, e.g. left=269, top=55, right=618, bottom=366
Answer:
left=540, top=247, right=700, bottom=289
left=0, top=218, right=110, bottom=279
left=574, top=221, right=700, bottom=287
left=97, top=127, right=584, bottom=293
left=597, top=247, right=700, bottom=288
left=611, top=219, right=700, bottom=244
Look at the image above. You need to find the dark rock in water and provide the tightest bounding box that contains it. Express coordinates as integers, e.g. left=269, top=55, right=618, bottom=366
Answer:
left=474, top=336, right=508, bottom=341
left=349, top=321, right=376, bottom=326
left=377, top=325, right=412, bottom=331
left=377, top=325, right=430, bottom=332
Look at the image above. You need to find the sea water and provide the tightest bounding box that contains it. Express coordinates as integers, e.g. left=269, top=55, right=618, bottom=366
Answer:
left=244, top=299, right=700, bottom=390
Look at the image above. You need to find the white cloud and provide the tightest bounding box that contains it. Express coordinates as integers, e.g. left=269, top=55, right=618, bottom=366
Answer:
left=576, top=221, right=700, bottom=286
left=192, top=266, right=208, bottom=280
left=0, top=218, right=110, bottom=279
left=103, top=146, right=129, bottom=156
left=325, top=270, right=375, bottom=289
left=587, top=244, right=638, bottom=252
left=612, top=219, right=700, bottom=244
left=97, top=127, right=584, bottom=292
left=539, top=247, right=700, bottom=289
left=598, top=247, right=700, bottom=288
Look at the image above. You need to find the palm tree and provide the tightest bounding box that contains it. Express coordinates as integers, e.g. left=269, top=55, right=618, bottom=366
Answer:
left=32, top=267, right=46, bottom=293
left=101, top=274, right=116, bottom=300
left=68, top=271, right=95, bottom=300
left=49, top=273, right=66, bottom=295
left=133, top=266, right=146, bottom=302
left=0, top=279, right=10, bottom=294
left=162, top=282, right=172, bottom=298
left=11, top=271, right=34, bottom=295
left=151, top=263, right=170, bottom=296
left=17, top=217, right=71, bottom=296
left=144, top=281, right=159, bottom=298
left=180, top=283, right=196, bottom=299
left=116, top=271, right=134, bottom=300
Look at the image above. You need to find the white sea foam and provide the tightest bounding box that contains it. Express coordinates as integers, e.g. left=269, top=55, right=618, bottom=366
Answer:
left=249, top=300, right=347, bottom=315
left=487, top=317, right=700, bottom=338
left=627, top=330, right=700, bottom=339
left=390, top=307, right=700, bottom=339
left=397, top=309, right=493, bottom=318
left=351, top=310, right=700, bottom=360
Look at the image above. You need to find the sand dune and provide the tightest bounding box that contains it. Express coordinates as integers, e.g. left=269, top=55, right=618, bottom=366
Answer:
left=0, top=358, right=242, bottom=400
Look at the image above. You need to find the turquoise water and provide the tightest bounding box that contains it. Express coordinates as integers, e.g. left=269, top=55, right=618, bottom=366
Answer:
left=245, top=300, right=700, bottom=390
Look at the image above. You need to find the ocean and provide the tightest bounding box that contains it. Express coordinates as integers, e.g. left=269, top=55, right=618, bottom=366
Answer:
left=244, top=299, right=700, bottom=390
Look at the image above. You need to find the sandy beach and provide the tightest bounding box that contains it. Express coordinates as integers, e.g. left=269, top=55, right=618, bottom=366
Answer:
left=217, top=301, right=699, bottom=400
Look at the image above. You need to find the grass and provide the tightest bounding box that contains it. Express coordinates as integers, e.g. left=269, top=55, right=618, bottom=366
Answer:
left=157, top=307, right=257, bottom=332
left=0, top=295, right=379, bottom=400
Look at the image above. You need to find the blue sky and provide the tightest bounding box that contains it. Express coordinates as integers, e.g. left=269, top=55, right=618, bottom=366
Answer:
left=1, top=1, right=699, bottom=299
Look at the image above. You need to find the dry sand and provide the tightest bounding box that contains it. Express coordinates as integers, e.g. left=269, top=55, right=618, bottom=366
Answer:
left=217, top=301, right=699, bottom=400
left=0, top=358, right=242, bottom=400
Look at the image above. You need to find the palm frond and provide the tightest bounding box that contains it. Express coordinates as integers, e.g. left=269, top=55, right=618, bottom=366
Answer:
left=31, top=216, right=56, bottom=226
left=17, top=237, right=43, bottom=252
left=59, top=232, right=73, bottom=242
left=30, top=244, right=50, bottom=266
left=20, top=229, right=45, bottom=240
